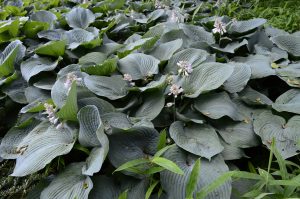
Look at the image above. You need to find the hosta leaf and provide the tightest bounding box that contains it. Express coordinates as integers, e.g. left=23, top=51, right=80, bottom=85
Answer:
left=239, top=86, right=273, bottom=106
left=228, top=18, right=267, bottom=33
left=38, top=29, right=66, bottom=41
left=21, top=56, right=61, bottom=82
left=253, top=111, right=300, bottom=159
left=34, top=40, right=66, bottom=57
left=272, top=35, right=300, bottom=57
left=169, top=121, right=224, bottom=160
left=77, top=105, right=105, bottom=147
left=82, top=145, right=109, bottom=176
left=65, top=28, right=95, bottom=50
left=31, top=11, right=57, bottom=28
left=211, top=39, right=248, bottom=54
left=221, top=141, right=246, bottom=160
left=233, top=55, right=275, bottom=79
left=182, top=63, right=234, bottom=98
left=138, top=75, right=167, bottom=92
left=11, top=121, right=77, bottom=176
left=160, top=146, right=231, bottom=199
left=84, top=75, right=129, bottom=100
left=0, top=40, right=22, bottom=77
left=213, top=119, right=259, bottom=148
left=194, top=92, right=246, bottom=121
left=272, top=89, right=300, bottom=114
left=164, top=48, right=209, bottom=74
left=176, top=108, right=204, bottom=124
left=102, top=112, right=133, bottom=132
left=41, top=162, right=93, bottom=199
left=149, top=39, right=183, bottom=61
left=276, top=63, right=300, bottom=78
left=81, top=58, right=117, bottom=76
left=89, top=176, right=120, bottom=199
left=223, top=62, right=251, bottom=93
left=118, top=53, right=160, bottom=80
left=56, top=82, right=78, bottom=122
left=179, top=24, right=215, bottom=44
left=134, top=90, right=165, bottom=120
left=24, top=21, right=49, bottom=38
left=33, top=77, right=56, bottom=90
left=118, top=37, right=153, bottom=58
left=0, top=120, right=39, bottom=159
left=186, top=158, right=201, bottom=199
left=66, top=7, right=95, bottom=29
left=2, top=77, right=27, bottom=104
left=78, top=52, right=106, bottom=66
left=108, top=127, right=159, bottom=176
left=78, top=97, right=115, bottom=114
left=0, top=19, right=20, bottom=38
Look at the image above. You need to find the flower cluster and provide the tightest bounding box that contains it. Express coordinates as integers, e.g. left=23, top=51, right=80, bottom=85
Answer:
left=212, top=18, right=227, bottom=35
left=64, top=73, right=82, bottom=93
left=123, top=74, right=135, bottom=86
left=43, top=103, right=64, bottom=129
left=177, top=60, right=193, bottom=76
left=168, top=84, right=184, bottom=98
left=155, top=0, right=168, bottom=9
left=169, top=10, right=179, bottom=23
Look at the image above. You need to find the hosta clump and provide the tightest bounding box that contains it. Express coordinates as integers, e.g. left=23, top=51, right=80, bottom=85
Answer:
left=0, top=0, right=300, bottom=198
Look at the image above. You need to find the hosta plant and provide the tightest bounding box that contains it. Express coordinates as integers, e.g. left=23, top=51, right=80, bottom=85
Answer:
left=0, top=0, right=300, bottom=198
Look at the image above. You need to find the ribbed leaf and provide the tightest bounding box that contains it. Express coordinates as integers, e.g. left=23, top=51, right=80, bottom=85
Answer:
left=77, top=105, right=105, bottom=147
left=194, top=92, right=245, bottom=121
left=169, top=121, right=224, bottom=160
left=165, top=48, right=209, bottom=74
left=84, top=75, right=129, bottom=100
left=21, top=56, right=61, bottom=82
left=228, top=18, right=266, bottom=33
left=81, top=58, right=117, bottom=76
left=179, top=24, right=215, bottom=44
left=0, top=120, right=39, bottom=159
left=35, top=40, right=66, bottom=57
left=118, top=37, right=153, bottom=58
left=78, top=97, right=115, bottom=114
left=65, top=29, right=95, bottom=50
left=272, top=89, right=300, bottom=114
left=254, top=111, right=300, bottom=159
left=108, top=127, right=159, bottom=177
left=223, top=62, right=251, bottom=93
left=182, top=62, right=234, bottom=98
left=211, top=39, right=248, bottom=54
left=160, top=146, right=231, bottom=199
left=134, top=90, right=165, bottom=120
left=41, top=162, right=93, bottom=199
left=31, top=10, right=57, bottom=28
left=0, top=40, right=22, bottom=77
left=233, top=55, right=275, bottom=79
left=11, top=121, right=77, bottom=176
left=272, top=35, right=300, bottom=57
left=118, top=53, right=160, bottom=80
left=66, top=7, right=95, bottom=29
left=239, top=86, right=273, bottom=106
left=149, top=39, right=183, bottom=61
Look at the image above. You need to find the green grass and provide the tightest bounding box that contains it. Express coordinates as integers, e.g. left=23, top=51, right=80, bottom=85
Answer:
left=212, top=0, right=300, bottom=33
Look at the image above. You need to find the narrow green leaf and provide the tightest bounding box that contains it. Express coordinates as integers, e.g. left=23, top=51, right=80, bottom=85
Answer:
left=114, top=158, right=149, bottom=173
left=154, top=144, right=175, bottom=157
left=144, top=166, right=165, bottom=175
left=145, top=181, right=159, bottom=199
left=196, top=171, right=263, bottom=199
left=186, top=158, right=201, bottom=199
left=271, top=138, right=288, bottom=180
left=157, top=129, right=167, bottom=151
left=118, top=189, right=128, bottom=199
left=269, top=179, right=300, bottom=186
left=151, top=157, right=184, bottom=175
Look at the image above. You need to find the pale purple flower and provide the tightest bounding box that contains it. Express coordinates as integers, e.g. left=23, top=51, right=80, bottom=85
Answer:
left=177, top=60, right=193, bottom=76
left=155, top=0, right=167, bottom=9
left=169, top=11, right=179, bottom=23
left=168, top=84, right=184, bottom=98
left=64, top=73, right=82, bottom=92
left=43, top=103, right=59, bottom=125
left=212, top=18, right=227, bottom=35
left=123, top=74, right=135, bottom=86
